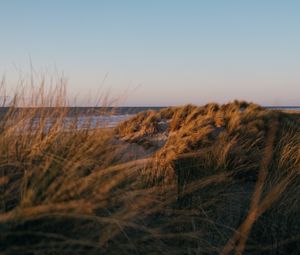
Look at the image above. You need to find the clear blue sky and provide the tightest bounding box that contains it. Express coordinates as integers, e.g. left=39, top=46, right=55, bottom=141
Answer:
left=0, top=0, right=299, bottom=106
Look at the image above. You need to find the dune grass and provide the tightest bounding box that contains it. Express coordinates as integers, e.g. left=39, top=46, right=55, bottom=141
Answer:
left=0, top=78, right=300, bottom=254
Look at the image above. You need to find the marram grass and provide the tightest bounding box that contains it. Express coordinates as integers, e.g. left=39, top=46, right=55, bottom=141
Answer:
left=1, top=81, right=300, bottom=254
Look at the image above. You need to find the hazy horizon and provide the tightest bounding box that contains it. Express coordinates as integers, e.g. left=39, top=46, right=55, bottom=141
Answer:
left=1, top=0, right=300, bottom=106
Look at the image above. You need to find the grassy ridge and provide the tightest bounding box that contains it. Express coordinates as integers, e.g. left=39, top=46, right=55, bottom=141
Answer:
left=0, top=83, right=300, bottom=254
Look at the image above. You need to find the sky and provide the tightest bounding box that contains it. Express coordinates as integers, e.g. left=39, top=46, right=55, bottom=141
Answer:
left=0, top=0, right=300, bottom=106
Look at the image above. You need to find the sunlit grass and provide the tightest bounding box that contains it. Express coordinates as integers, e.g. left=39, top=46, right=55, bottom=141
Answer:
left=0, top=75, right=300, bottom=254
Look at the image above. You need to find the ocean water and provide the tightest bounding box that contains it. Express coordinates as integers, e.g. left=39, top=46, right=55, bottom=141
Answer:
left=61, top=114, right=133, bottom=129
left=17, top=114, right=134, bottom=131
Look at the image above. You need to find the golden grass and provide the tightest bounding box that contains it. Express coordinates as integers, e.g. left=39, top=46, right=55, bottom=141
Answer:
left=1, top=77, right=300, bottom=254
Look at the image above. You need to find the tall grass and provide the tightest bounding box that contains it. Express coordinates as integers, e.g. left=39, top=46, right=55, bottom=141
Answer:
left=0, top=76, right=300, bottom=254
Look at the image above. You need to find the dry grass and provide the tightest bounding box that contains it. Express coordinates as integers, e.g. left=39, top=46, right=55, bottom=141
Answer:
left=117, top=100, right=300, bottom=254
left=0, top=76, right=300, bottom=254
